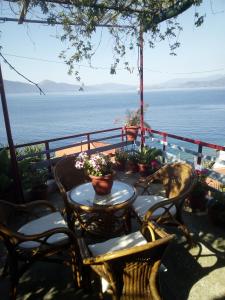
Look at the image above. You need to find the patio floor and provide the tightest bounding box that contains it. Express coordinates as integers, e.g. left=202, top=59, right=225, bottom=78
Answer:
left=0, top=172, right=225, bottom=300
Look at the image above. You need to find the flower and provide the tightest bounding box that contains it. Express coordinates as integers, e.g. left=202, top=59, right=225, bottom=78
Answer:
left=75, top=152, right=113, bottom=177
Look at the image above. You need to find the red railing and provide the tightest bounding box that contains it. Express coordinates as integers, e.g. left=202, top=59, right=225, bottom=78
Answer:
left=3, top=126, right=225, bottom=201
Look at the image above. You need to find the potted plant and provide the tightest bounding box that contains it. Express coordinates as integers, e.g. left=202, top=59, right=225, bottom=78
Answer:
left=126, top=151, right=139, bottom=173
left=188, top=168, right=209, bottom=212
left=17, top=145, right=48, bottom=200
left=124, top=109, right=140, bottom=141
left=123, top=105, right=151, bottom=142
left=137, top=146, right=162, bottom=176
left=75, top=152, right=113, bottom=195
left=30, top=167, right=48, bottom=200
left=114, top=148, right=128, bottom=171
left=208, top=189, right=225, bottom=228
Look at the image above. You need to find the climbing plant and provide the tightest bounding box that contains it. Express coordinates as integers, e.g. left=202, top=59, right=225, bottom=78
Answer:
left=5, top=0, right=204, bottom=80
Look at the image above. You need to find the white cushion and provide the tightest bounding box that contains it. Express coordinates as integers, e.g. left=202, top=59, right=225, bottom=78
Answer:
left=18, top=211, right=68, bottom=249
left=133, top=195, right=176, bottom=220
left=88, top=231, right=147, bottom=257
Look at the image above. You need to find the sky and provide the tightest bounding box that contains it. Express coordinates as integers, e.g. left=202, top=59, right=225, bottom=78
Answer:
left=0, top=0, right=225, bottom=86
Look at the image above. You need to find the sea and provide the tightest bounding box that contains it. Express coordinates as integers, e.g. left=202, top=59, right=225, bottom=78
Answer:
left=1, top=88, right=225, bottom=159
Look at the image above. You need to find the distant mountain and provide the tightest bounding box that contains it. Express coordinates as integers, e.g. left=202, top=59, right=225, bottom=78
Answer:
left=148, top=75, right=225, bottom=90
left=39, top=80, right=79, bottom=92
left=3, top=80, right=134, bottom=94
left=3, top=75, right=225, bottom=94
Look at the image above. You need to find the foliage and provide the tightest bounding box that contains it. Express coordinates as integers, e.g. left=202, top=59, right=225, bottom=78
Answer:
left=75, top=152, right=113, bottom=176
left=191, top=168, right=209, bottom=197
left=137, top=146, right=162, bottom=164
left=116, top=105, right=151, bottom=127
left=0, top=147, right=12, bottom=194
left=8, top=0, right=204, bottom=80
left=17, top=145, right=47, bottom=190
left=115, top=148, right=128, bottom=163
left=127, top=150, right=139, bottom=164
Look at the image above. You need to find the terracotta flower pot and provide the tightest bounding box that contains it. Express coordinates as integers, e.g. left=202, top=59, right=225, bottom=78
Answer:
left=138, top=163, right=150, bottom=177
left=125, top=126, right=139, bottom=142
left=115, top=161, right=126, bottom=171
left=89, top=173, right=114, bottom=195
left=126, top=161, right=138, bottom=173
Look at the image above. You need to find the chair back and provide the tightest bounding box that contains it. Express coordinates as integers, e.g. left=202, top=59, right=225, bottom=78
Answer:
left=82, top=224, right=174, bottom=299
left=54, top=155, right=88, bottom=194
left=151, top=162, right=196, bottom=199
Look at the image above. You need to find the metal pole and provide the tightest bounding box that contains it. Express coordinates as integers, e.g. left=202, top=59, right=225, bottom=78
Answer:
left=139, top=28, right=145, bottom=147
left=0, top=64, right=24, bottom=202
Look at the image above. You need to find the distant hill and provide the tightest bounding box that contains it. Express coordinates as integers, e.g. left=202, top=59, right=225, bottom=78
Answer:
left=148, top=75, right=225, bottom=90
left=3, top=75, right=225, bottom=94
left=3, top=80, right=135, bottom=94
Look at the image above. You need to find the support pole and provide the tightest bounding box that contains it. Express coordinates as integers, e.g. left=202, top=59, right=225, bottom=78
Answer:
left=0, top=64, right=24, bottom=202
left=139, top=29, right=145, bottom=147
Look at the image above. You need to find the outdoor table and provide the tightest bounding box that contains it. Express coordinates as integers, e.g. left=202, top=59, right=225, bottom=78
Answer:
left=68, top=180, right=136, bottom=236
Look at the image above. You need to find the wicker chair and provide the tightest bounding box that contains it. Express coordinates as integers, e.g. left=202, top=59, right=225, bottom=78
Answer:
left=53, top=155, right=91, bottom=233
left=79, top=221, right=174, bottom=300
left=0, top=199, right=82, bottom=300
left=132, top=162, right=196, bottom=242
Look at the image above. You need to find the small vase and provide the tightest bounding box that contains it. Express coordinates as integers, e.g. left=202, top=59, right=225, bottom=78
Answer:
left=89, top=173, right=114, bottom=195
left=125, top=126, right=139, bottom=142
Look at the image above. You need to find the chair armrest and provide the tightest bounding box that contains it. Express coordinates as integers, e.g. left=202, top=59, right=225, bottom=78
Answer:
left=0, top=199, right=56, bottom=213
left=0, top=225, right=76, bottom=246
left=83, top=234, right=174, bottom=265
left=143, top=199, right=175, bottom=222
left=141, top=220, right=170, bottom=240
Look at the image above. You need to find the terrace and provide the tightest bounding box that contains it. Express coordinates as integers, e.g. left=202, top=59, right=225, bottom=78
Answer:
left=1, top=1, right=225, bottom=299
left=1, top=127, right=225, bottom=299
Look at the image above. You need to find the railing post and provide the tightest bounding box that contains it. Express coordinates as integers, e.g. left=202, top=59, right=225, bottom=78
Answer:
left=162, top=133, right=167, bottom=164
left=87, top=134, right=91, bottom=155
left=45, top=141, right=51, bottom=175
left=197, top=144, right=203, bottom=167
left=121, top=128, right=124, bottom=143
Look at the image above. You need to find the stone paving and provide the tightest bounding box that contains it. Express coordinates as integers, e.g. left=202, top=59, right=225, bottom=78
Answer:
left=0, top=172, right=225, bottom=299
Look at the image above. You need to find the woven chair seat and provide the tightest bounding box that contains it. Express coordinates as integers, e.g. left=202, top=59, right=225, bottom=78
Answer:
left=18, top=211, right=68, bottom=248
left=133, top=195, right=176, bottom=220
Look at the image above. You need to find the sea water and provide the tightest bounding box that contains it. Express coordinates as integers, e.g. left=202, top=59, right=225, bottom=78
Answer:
left=0, top=88, right=225, bottom=158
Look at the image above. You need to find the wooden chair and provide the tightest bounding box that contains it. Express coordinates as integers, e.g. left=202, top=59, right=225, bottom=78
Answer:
left=0, top=199, right=82, bottom=300
left=78, top=221, right=174, bottom=300
left=132, top=162, right=196, bottom=242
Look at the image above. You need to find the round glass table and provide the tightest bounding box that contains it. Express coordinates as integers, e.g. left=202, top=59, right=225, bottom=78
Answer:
left=68, top=180, right=136, bottom=236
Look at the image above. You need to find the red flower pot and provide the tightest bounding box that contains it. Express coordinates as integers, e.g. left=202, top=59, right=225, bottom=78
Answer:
left=125, top=126, right=139, bottom=141
left=89, top=173, right=114, bottom=195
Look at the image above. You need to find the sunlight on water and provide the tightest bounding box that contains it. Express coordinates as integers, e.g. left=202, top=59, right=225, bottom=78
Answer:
left=0, top=88, right=225, bottom=147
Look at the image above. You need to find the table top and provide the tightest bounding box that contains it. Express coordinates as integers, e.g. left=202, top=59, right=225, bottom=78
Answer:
left=68, top=180, right=136, bottom=210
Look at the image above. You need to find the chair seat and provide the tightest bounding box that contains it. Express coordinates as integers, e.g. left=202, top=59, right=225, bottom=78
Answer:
left=18, top=211, right=68, bottom=249
left=88, top=231, right=147, bottom=257
left=133, top=195, right=176, bottom=220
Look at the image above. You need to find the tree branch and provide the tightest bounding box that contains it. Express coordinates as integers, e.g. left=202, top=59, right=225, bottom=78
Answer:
left=0, top=53, right=45, bottom=95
